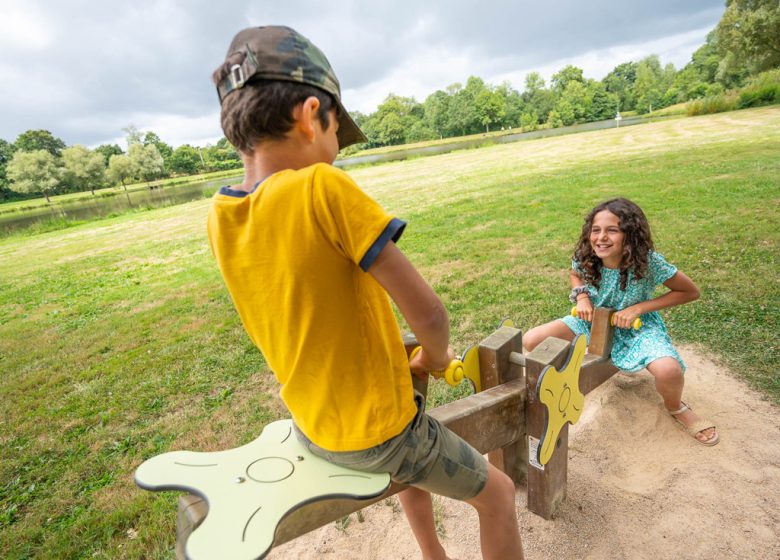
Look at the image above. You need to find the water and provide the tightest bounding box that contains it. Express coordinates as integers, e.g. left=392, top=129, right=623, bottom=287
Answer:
left=0, top=175, right=241, bottom=234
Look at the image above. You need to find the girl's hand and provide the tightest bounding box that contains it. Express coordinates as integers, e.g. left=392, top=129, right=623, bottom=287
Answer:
left=575, top=296, right=594, bottom=322
left=409, top=346, right=456, bottom=379
left=612, top=306, right=642, bottom=329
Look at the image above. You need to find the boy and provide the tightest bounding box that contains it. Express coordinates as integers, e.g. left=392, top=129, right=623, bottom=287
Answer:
left=208, top=25, right=524, bottom=560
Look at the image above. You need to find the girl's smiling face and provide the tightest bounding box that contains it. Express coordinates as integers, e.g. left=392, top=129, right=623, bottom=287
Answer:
left=590, top=210, right=625, bottom=268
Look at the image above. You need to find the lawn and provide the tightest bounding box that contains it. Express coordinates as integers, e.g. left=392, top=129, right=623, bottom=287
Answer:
left=1, top=106, right=778, bottom=559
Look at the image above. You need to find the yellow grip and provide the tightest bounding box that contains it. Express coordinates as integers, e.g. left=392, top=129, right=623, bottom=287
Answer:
left=409, top=347, right=464, bottom=387
left=571, top=307, right=642, bottom=330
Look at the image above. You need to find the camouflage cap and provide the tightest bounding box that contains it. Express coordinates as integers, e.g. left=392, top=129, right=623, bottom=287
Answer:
left=216, top=26, right=367, bottom=149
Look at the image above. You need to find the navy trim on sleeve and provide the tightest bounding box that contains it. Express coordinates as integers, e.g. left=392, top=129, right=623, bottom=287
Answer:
left=359, top=218, right=407, bottom=272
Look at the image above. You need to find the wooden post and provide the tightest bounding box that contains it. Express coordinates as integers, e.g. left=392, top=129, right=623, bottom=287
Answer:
left=587, top=307, right=615, bottom=357
left=478, top=326, right=525, bottom=484
left=525, top=336, right=571, bottom=519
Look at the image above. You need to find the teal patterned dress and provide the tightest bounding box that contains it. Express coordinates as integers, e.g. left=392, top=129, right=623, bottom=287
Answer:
left=561, top=251, right=686, bottom=373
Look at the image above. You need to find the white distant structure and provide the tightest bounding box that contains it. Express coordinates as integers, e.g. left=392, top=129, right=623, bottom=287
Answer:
left=615, top=111, right=622, bottom=128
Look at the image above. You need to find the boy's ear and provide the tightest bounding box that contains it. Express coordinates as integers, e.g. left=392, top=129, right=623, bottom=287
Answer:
left=293, top=96, right=321, bottom=142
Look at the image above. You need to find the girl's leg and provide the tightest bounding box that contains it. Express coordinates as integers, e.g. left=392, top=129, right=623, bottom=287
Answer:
left=398, top=487, right=449, bottom=560
left=645, top=357, right=717, bottom=444
left=523, top=319, right=575, bottom=352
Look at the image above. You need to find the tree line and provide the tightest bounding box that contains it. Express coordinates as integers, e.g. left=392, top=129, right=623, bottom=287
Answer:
left=349, top=0, right=779, bottom=151
left=1, top=0, right=777, bottom=201
left=0, top=126, right=242, bottom=202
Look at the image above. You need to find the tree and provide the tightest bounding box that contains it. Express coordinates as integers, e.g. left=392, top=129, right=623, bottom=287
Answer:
left=423, top=90, right=451, bottom=139
left=61, top=145, right=106, bottom=195
left=169, top=145, right=202, bottom=175
left=122, top=125, right=143, bottom=147
left=7, top=150, right=62, bottom=202
left=14, top=129, right=66, bottom=157
left=0, top=139, right=17, bottom=190
left=143, top=131, right=173, bottom=172
left=94, top=144, right=124, bottom=166
left=128, top=143, right=165, bottom=182
left=603, top=62, right=638, bottom=111
left=475, top=88, right=506, bottom=132
left=715, top=0, right=780, bottom=78
left=107, top=154, right=135, bottom=188
left=551, top=65, right=585, bottom=93
left=634, top=56, right=664, bottom=113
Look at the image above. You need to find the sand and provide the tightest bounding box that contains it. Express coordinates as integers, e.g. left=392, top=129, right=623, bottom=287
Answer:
left=269, top=345, right=780, bottom=559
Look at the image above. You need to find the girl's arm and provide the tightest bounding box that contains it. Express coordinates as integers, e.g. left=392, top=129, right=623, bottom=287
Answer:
left=570, top=270, right=595, bottom=322
left=612, top=271, right=700, bottom=329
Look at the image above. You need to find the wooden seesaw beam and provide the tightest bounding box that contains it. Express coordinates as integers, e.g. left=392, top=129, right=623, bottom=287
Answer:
left=172, top=307, right=622, bottom=556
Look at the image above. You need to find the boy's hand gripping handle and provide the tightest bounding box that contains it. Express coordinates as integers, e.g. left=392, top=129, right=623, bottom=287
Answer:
left=571, top=306, right=642, bottom=330
left=409, top=346, right=465, bottom=387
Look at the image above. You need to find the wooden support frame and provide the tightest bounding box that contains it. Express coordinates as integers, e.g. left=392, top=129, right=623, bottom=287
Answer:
left=523, top=307, right=619, bottom=519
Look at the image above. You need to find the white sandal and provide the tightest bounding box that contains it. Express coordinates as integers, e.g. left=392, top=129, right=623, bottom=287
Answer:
left=668, top=402, right=720, bottom=446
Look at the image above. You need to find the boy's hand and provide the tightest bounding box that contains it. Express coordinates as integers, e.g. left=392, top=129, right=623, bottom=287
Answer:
left=409, top=346, right=456, bottom=379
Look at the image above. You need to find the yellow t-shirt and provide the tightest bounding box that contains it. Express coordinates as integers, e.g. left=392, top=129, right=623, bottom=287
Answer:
left=207, top=163, right=417, bottom=451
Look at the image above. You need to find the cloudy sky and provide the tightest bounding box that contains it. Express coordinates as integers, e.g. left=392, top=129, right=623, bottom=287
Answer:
left=0, top=0, right=725, bottom=149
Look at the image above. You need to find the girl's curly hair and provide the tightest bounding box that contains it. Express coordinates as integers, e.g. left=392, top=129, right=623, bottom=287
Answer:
left=573, top=198, right=653, bottom=291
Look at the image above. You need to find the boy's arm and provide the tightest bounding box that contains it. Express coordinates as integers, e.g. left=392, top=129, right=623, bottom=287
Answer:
left=368, top=241, right=453, bottom=374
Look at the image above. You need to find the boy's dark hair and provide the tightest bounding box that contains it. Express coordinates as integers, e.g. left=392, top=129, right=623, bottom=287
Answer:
left=574, top=197, right=654, bottom=290
left=212, top=60, right=336, bottom=153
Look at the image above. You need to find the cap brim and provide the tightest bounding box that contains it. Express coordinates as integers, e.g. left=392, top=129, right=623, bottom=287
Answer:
left=335, top=102, right=367, bottom=150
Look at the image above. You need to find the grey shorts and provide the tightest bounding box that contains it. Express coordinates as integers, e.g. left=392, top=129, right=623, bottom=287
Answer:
left=293, top=392, right=488, bottom=501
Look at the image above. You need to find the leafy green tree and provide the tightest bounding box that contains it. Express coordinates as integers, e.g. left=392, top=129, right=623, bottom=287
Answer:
left=555, top=80, right=590, bottom=125
left=423, top=90, right=451, bottom=139
left=715, top=0, right=780, bottom=78
left=14, top=129, right=66, bottom=157
left=169, top=145, right=202, bottom=175
left=107, top=154, right=135, bottom=187
left=143, top=131, right=173, bottom=171
left=523, top=73, right=556, bottom=124
left=634, top=56, right=664, bottom=113
left=61, top=145, right=106, bottom=195
left=0, top=139, right=17, bottom=191
left=7, top=150, right=62, bottom=202
left=475, top=88, right=506, bottom=132
left=520, top=111, right=539, bottom=131
left=551, top=65, right=585, bottom=93
left=94, top=144, right=124, bottom=166
left=128, top=143, right=165, bottom=182
left=495, top=81, right=525, bottom=128
left=202, top=138, right=241, bottom=171
left=588, top=82, right=619, bottom=121
left=603, top=62, right=638, bottom=111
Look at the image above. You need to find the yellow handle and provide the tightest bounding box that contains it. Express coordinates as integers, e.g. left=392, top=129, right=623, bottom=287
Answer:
left=571, top=307, right=642, bottom=330
left=409, top=347, right=465, bottom=387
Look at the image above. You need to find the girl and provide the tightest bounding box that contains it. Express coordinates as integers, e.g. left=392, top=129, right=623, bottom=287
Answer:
left=524, top=198, right=719, bottom=446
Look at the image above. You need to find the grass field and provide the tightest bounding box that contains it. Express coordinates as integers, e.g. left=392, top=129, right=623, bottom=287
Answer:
left=1, top=106, right=778, bottom=559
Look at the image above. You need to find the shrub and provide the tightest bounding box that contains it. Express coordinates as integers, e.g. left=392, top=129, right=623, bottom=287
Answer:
left=686, top=92, right=739, bottom=116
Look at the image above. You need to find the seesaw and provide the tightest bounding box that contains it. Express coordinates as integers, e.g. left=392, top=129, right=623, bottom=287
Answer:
left=136, top=307, right=628, bottom=559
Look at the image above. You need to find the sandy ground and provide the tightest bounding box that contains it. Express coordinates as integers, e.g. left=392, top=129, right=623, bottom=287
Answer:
left=269, top=346, right=780, bottom=559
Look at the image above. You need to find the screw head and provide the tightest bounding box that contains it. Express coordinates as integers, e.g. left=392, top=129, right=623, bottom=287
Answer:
left=235, top=476, right=246, bottom=484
